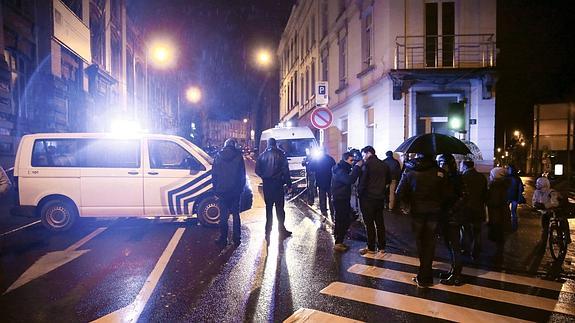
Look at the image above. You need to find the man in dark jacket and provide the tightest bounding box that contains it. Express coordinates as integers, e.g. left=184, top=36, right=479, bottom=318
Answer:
left=358, top=146, right=390, bottom=255
left=383, top=151, right=402, bottom=211
left=331, top=152, right=363, bottom=252
left=397, top=154, right=448, bottom=288
left=213, top=139, right=246, bottom=246
left=460, top=160, right=487, bottom=259
left=309, top=148, right=336, bottom=219
left=255, top=138, right=293, bottom=236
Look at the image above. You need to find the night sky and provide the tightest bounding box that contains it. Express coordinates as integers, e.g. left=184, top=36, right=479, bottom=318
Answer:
left=127, top=0, right=294, bottom=121
left=127, top=0, right=575, bottom=144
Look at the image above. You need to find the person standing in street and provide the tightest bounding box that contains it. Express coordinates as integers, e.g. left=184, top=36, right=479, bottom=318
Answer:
left=256, top=138, right=293, bottom=237
left=487, top=167, right=511, bottom=261
left=437, top=154, right=466, bottom=286
left=460, top=160, right=487, bottom=260
left=506, top=165, right=524, bottom=231
left=358, top=146, right=390, bottom=255
left=213, top=139, right=246, bottom=246
left=331, top=152, right=363, bottom=252
left=383, top=151, right=401, bottom=211
left=397, top=154, right=448, bottom=288
left=309, top=147, right=336, bottom=220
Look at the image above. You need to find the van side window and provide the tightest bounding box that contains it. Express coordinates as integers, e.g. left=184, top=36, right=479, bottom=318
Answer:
left=83, top=139, right=140, bottom=168
left=148, top=140, right=205, bottom=171
left=32, top=139, right=80, bottom=167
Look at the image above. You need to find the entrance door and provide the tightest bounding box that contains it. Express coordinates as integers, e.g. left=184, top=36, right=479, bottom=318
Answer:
left=416, top=93, right=461, bottom=136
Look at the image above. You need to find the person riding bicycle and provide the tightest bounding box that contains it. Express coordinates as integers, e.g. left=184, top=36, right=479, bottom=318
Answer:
left=532, top=176, right=571, bottom=246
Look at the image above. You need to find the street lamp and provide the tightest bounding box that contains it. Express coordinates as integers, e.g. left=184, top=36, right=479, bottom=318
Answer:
left=149, top=40, right=177, bottom=69
left=243, top=118, right=248, bottom=123
left=186, top=86, right=202, bottom=104
left=255, top=49, right=272, bottom=68
left=514, top=130, right=520, bottom=137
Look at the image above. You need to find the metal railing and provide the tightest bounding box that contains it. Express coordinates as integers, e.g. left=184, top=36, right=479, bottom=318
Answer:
left=394, top=34, right=496, bottom=69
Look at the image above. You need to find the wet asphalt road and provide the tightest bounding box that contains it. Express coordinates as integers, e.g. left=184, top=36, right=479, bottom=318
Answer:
left=0, top=160, right=574, bottom=322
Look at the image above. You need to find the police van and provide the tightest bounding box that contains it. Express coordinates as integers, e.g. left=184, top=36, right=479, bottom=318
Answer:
left=13, top=133, right=252, bottom=231
left=259, top=126, right=317, bottom=189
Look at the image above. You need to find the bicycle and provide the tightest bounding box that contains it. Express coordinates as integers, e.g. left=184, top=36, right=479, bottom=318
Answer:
left=537, top=207, right=571, bottom=261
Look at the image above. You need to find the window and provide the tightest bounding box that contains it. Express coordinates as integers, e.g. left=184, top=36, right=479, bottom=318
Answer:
left=32, top=139, right=80, bottom=167
left=338, top=28, right=347, bottom=88
left=62, top=0, right=82, bottom=18
left=301, top=75, right=305, bottom=105
left=321, top=47, right=329, bottom=81
left=31, top=139, right=140, bottom=168
left=294, top=73, right=298, bottom=106
left=305, top=68, right=309, bottom=100
left=338, top=0, right=346, bottom=17
left=365, top=107, right=374, bottom=146
left=362, top=11, right=373, bottom=68
left=277, top=139, right=315, bottom=157
left=84, top=139, right=140, bottom=168
left=442, top=2, right=455, bottom=67
left=5, top=49, right=31, bottom=119
left=310, top=15, right=316, bottom=45
left=311, top=61, right=316, bottom=95
left=148, top=140, right=204, bottom=171
left=341, top=118, right=348, bottom=153
left=321, top=0, right=329, bottom=38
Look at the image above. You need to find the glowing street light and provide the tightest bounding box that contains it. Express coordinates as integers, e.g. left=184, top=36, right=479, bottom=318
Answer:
left=513, top=130, right=520, bottom=137
left=243, top=118, right=248, bottom=123
left=149, top=40, right=176, bottom=68
left=255, top=49, right=272, bottom=67
left=186, top=86, right=202, bottom=103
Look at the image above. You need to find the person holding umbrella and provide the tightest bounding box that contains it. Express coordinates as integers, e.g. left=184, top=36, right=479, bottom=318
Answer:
left=397, top=153, right=448, bottom=288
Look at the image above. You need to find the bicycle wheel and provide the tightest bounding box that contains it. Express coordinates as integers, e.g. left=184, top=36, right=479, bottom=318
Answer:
left=548, top=222, right=567, bottom=261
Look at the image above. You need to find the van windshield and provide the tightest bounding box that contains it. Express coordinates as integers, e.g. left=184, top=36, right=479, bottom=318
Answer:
left=277, top=139, right=315, bottom=157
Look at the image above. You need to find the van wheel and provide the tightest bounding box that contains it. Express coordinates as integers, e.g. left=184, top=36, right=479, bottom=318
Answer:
left=196, top=196, right=221, bottom=227
left=40, top=199, right=77, bottom=231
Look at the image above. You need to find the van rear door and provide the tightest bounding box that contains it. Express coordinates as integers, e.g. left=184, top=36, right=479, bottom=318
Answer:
left=80, top=138, right=144, bottom=216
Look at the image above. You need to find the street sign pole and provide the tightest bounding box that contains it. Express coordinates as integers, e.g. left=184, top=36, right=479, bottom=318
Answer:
left=319, top=129, right=324, bottom=146
left=314, top=81, right=330, bottom=147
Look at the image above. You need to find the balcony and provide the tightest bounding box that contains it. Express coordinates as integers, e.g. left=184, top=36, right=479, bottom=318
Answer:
left=394, top=34, right=496, bottom=70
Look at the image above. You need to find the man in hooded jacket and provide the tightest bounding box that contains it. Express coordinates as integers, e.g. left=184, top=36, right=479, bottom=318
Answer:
left=213, top=139, right=246, bottom=246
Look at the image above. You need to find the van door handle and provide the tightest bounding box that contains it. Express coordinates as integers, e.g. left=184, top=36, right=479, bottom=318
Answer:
left=148, top=171, right=159, bottom=175
left=128, top=171, right=139, bottom=175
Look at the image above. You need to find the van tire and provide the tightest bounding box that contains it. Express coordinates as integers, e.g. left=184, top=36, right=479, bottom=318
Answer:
left=196, top=196, right=221, bottom=227
left=40, top=199, right=77, bottom=231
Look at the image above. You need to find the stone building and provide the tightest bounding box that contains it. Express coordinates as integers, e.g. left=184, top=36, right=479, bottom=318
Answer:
left=278, top=0, right=496, bottom=168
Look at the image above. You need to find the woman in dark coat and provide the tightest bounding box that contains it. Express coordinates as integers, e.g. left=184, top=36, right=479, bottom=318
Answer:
left=506, top=165, right=524, bottom=231
left=487, top=167, right=511, bottom=258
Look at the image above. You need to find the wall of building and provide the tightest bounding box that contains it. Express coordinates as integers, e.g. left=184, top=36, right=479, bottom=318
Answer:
left=278, top=0, right=496, bottom=164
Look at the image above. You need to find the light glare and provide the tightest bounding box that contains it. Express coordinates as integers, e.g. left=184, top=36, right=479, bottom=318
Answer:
left=186, top=87, right=202, bottom=103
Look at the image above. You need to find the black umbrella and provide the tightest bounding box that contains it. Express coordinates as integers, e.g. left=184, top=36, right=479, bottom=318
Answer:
left=395, top=133, right=471, bottom=155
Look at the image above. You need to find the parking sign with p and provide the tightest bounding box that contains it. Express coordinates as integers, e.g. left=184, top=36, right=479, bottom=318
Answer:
left=316, top=81, right=328, bottom=106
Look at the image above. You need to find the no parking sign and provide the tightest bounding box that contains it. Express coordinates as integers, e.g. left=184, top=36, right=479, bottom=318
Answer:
left=310, top=107, right=333, bottom=130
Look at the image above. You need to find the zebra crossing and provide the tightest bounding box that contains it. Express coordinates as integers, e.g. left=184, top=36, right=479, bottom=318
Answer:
left=284, top=252, right=575, bottom=322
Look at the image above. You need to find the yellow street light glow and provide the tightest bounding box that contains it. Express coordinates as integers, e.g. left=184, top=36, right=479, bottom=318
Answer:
left=497, top=147, right=501, bottom=152
left=521, top=142, right=526, bottom=146
left=243, top=118, right=248, bottom=123
left=149, top=40, right=176, bottom=68
left=256, top=49, right=272, bottom=67
left=186, top=86, right=202, bottom=103
left=514, top=130, right=520, bottom=137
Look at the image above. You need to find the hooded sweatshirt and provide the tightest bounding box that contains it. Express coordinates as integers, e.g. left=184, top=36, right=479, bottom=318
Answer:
left=532, top=177, right=560, bottom=209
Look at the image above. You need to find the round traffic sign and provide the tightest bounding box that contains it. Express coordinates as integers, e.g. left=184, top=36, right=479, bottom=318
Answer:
left=310, top=107, right=333, bottom=130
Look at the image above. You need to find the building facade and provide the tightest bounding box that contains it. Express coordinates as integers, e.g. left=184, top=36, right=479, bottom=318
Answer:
left=278, top=0, right=496, bottom=167
left=203, top=119, right=250, bottom=148
left=0, top=0, right=177, bottom=166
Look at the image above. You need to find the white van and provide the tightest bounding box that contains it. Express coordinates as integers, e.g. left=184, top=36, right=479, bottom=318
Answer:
left=13, top=133, right=252, bottom=231
left=259, top=126, right=317, bottom=189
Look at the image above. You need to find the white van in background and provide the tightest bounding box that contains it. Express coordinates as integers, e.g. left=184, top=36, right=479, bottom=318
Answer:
left=259, top=126, right=317, bottom=189
left=13, top=133, right=252, bottom=231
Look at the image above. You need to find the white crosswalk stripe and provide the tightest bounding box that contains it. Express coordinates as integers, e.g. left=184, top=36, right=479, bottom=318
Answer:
left=285, top=252, right=575, bottom=322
